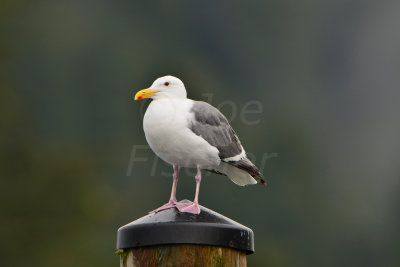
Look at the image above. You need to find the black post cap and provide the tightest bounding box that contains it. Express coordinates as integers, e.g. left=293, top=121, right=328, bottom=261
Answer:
left=116, top=200, right=254, bottom=254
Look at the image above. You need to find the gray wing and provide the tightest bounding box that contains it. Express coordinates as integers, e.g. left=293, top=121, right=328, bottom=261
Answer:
left=189, top=101, right=265, bottom=183
left=189, top=101, right=243, bottom=160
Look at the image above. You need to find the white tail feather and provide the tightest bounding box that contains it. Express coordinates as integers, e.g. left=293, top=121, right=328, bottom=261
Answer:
left=215, top=162, right=257, bottom=186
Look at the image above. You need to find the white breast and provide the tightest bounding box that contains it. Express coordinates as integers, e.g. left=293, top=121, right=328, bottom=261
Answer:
left=143, top=98, right=220, bottom=168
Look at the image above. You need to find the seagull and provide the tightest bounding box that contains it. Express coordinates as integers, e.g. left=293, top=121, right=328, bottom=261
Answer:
left=135, top=75, right=265, bottom=214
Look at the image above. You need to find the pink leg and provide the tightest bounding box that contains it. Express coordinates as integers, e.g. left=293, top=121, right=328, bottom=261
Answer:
left=177, top=166, right=201, bottom=214
left=149, top=165, right=180, bottom=213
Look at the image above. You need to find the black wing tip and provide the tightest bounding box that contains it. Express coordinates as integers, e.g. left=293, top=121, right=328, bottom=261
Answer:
left=254, top=171, right=266, bottom=185
left=225, top=157, right=266, bottom=185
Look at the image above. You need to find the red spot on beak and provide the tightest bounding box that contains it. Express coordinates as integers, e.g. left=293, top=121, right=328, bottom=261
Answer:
left=137, top=96, right=143, bottom=100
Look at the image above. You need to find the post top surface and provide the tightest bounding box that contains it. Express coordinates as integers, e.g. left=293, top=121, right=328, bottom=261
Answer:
left=117, top=200, right=255, bottom=254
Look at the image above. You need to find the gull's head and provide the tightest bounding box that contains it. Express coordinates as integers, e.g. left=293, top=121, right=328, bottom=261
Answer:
left=135, top=75, right=187, bottom=100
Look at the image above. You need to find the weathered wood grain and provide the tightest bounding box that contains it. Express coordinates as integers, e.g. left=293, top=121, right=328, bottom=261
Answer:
left=120, top=244, right=246, bottom=267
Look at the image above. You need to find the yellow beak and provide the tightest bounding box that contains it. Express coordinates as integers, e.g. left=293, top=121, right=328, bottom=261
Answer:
left=134, top=88, right=158, bottom=100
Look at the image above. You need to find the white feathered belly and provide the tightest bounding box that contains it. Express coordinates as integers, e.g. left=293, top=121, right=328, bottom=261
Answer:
left=143, top=99, right=221, bottom=168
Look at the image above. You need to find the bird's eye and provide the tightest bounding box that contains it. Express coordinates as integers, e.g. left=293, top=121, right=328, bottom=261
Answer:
left=164, top=82, right=170, bottom=86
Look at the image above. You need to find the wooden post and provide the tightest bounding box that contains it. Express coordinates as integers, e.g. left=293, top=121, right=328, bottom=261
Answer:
left=116, top=200, right=254, bottom=267
left=119, top=245, right=247, bottom=267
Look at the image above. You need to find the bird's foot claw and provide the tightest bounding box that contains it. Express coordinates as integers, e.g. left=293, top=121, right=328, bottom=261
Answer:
left=149, top=200, right=177, bottom=214
left=176, top=202, right=201, bottom=214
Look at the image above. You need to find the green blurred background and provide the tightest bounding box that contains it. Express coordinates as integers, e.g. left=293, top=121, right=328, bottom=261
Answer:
left=1, top=0, right=400, bottom=266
